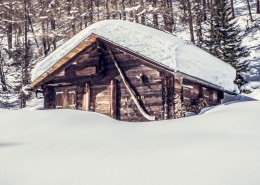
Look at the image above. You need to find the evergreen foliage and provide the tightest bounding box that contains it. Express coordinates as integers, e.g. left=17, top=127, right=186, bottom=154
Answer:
left=204, top=0, right=250, bottom=74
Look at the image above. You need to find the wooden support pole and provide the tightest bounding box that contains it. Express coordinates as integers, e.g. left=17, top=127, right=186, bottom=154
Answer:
left=164, top=75, right=169, bottom=120
left=110, top=79, right=117, bottom=119
left=83, top=83, right=90, bottom=111
left=169, top=75, right=175, bottom=119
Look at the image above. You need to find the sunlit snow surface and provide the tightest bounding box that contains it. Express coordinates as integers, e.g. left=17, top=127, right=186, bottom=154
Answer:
left=31, top=20, right=236, bottom=92
left=1, top=100, right=260, bottom=185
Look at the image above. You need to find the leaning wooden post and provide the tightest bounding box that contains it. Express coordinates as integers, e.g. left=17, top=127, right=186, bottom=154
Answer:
left=107, top=45, right=156, bottom=121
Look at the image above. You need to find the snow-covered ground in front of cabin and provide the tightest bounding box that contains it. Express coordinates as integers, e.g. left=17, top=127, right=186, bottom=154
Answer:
left=1, top=99, right=260, bottom=185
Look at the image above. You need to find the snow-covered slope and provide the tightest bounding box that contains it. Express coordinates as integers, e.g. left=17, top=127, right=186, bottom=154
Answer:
left=1, top=100, right=260, bottom=185
left=31, top=20, right=236, bottom=92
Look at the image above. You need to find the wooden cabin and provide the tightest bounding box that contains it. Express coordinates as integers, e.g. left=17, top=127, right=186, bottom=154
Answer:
left=30, top=20, right=237, bottom=122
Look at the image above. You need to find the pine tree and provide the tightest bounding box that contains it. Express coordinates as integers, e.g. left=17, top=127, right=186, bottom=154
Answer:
left=204, top=0, right=250, bottom=77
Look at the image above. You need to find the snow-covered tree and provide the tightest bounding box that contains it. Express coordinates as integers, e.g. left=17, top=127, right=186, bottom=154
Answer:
left=204, top=0, right=250, bottom=76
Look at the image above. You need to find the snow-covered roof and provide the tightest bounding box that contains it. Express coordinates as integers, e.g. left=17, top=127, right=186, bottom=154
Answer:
left=31, top=20, right=237, bottom=92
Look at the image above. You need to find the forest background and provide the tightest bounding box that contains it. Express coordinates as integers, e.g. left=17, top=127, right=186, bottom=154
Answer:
left=0, top=0, right=259, bottom=108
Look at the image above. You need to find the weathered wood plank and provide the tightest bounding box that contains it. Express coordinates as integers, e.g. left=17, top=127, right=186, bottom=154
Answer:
left=76, top=66, right=96, bottom=76
left=82, top=83, right=90, bottom=111
left=110, top=79, right=117, bottom=119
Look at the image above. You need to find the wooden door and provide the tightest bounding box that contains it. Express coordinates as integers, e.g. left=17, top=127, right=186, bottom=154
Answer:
left=55, top=91, right=64, bottom=109
left=54, top=86, right=77, bottom=109
left=65, top=87, right=76, bottom=109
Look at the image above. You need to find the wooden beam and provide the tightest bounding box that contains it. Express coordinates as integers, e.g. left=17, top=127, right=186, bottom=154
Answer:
left=110, top=79, right=117, bottom=119
left=82, top=83, right=90, bottom=111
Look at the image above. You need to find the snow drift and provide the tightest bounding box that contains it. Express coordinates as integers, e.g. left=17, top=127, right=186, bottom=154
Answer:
left=0, top=100, right=260, bottom=185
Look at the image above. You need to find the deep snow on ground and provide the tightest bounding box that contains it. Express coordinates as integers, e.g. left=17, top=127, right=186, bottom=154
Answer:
left=0, top=100, right=260, bottom=185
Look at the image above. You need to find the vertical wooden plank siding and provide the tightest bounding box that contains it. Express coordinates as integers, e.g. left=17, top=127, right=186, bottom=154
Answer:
left=163, top=74, right=169, bottom=120
left=110, top=79, right=117, bottom=119
left=168, top=75, right=175, bottom=119
left=83, top=83, right=90, bottom=111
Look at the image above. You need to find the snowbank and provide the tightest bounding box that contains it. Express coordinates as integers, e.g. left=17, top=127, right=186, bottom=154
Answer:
left=1, top=101, right=260, bottom=185
left=31, top=20, right=236, bottom=92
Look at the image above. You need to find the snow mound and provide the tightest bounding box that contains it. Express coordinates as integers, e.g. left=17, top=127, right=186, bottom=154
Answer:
left=31, top=20, right=236, bottom=92
left=1, top=101, right=260, bottom=185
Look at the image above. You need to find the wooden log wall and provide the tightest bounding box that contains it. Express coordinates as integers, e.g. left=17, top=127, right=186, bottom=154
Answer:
left=173, top=75, right=185, bottom=118
left=179, top=78, right=223, bottom=115
left=90, top=83, right=111, bottom=116
left=42, top=41, right=224, bottom=121
left=44, top=45, right=165, bottom=121
left=105, top=50, right=163, bottom=122
left=43, top=86, right=55, bottom=109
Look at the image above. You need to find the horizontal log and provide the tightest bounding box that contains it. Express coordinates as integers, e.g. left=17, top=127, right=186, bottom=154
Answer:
left=76, top=66, right=96, bottom=76
left=95, top=108, right=111, bottom=113
left=95, top=96, right=111, bottom=102
left=92, top=84, right=111, bottom=89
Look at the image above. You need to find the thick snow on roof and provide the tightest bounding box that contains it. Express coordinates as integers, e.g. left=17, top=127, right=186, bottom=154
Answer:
left=31, top=20, right=236, bottom=92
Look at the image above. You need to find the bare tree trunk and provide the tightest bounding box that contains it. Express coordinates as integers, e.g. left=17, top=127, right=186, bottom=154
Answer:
left=23, top=0, right=29, bottom=85
left=163, top=0, right=174, bottom=32
left=50, top=19, right=56, bottom=49
left=187, top=0, right=195, bottom=43
left=195, top=0, right=203, bottom=46
left=257, top=0, right=260, bottom=14
left=27, top=11, right=40, bottom=51
left=246, top=0, right=254, bottom=22
left=202, top=0, right=207, bottom=21
left=7, top=0, right=13, bottom=51
left=230, top=0, right=235, bottom=18
left=0, top=52, right=7, bottom=92
left=207, top=0, right=211, bottom=10
left=105, top=0, right=110, bottom=19
left=97, top=0, right=100, bottom=21
left=152, top=0, right=158, bottom=29
left=89, top=0, right=93, bottom=23
left=21, top=0, right=29, bottom=108
left=122, top=0, right=126, bottom=20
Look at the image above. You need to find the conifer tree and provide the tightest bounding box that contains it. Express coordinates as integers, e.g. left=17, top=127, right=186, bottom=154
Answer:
left=204, top=0, right=250, bottom=76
